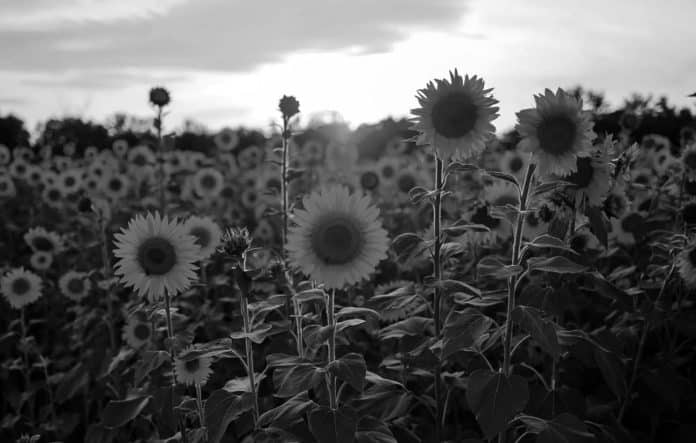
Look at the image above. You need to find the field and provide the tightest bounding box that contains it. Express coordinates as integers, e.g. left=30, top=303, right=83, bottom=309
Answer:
left=1, top=79, right=695, bottom=443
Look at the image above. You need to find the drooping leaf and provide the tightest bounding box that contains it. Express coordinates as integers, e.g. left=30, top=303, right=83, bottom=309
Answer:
left=273, top=363, right=324, bottom=398
left=585, top=206, right=609, bottom=248
left=55, top=362, right=89, bottom=404
left=593, top=347, right=627, bottom=401
left=355, top=416, right=397, bottom=443
left=512, top=306, right=561, bottom=360
left=477, top=255, right=522, bottom=279
left=309, top=406, right=358, bottom=443
left=102, top=396, right=151, bottom=429
left=328, top=353, right=367, bottom=392
left=379, top=317, right=433, bottom=340
left=539, top=413, right=594, bottom=443
left=205, top=390, right=254, bottom=443
left=441, top=309, right=493, bottom=359
left=257, top=392, right=317, bottom=428
left=134, top=350, right=170, bottom=386
left=527, top=256, right=588, bottom=274
left=486, top=170, right=521, bottom=188
left=466, top=369, right=529, bottom=440
left=336, top=307, right=381, bottom=321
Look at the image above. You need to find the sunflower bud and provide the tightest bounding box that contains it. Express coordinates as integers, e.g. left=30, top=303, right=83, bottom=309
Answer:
left=149, top=87, right=171, bottom=107
left=219, top=227, right=252, bottom=265
left=279, top=95, right=300, bottom=119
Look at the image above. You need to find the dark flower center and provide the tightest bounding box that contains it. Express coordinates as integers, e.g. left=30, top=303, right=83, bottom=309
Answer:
left=67, top=278, right=84, bottom=293
left=684, top=152, right=696, bottom=170
left=109, top=178, right=122, bottom=191
left=570, top=234, right=587, bottom=252
left=32, top=236, right=54, bottom=252
left=508, top=155, right=524, bottom=173
left=133, top=154, right=147, bottom=166
left=431, top=92, right=478, bottom=138
left=48, top=189, right=61, bottom=200
left=65, top=177, right=76, bottom=187
left=566, top=157, right=594, bottom=189
left=310, top=216, right=364, bottom=265
left=686, top=180, right=696, bottom=196
left=471, top=206, right=500, bottom=229
left=360, top=172, right=379, bottom=190
left=134, top=323, right=151, bottom=340
left=12, top=278, right=30, bottom=295
left=190, top=226, right=211, bottom=248
left=604, top=194, right=626, bottom=217
left=536, top=115, right=577, bottom=156
left=381, top=165, right=395, bottom=179
left=137, top=237, right=177, bottom=275
left=185, top=358, right=200, bottom=372
left=200, top=174, right=218, bottom=190
left=267, top=178, right=281, bottom=191
left=397, top=173, right=416, bottom=193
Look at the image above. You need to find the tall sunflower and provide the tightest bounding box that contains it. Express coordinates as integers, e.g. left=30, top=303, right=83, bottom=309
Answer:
left=1, top=268, right=43, bottom=309
left=113, top=212, right=200, bottom=301
left=516, top=88, right=596, bottom=176
left=287, top=186, right=389, bottom=289
left=411, top=69, right=499, bottom=159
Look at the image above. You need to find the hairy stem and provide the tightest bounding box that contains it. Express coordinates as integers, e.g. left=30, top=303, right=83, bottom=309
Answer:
left=499, top=162, right=535, bottom=443
left=326, top=288, right=337, bottom=410
left=432, top=155, right=444, bottom=442
left=236, top=268, right=259, bottom=425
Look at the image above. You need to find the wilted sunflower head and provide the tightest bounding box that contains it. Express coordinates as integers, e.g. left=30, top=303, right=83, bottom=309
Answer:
left=149, top=86, right=171, bottom=107
left=411, top=69, right=499, bottom=160
left=279, top=95, right=300, bottom=119
left=220, top=227, right=252, bottom=265
left=516, top=88, right=596, bottom=176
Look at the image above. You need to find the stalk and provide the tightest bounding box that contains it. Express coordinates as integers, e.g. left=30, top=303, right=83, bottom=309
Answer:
left=280, top=116, right=304, bottom=357
left=19, top=308, right=35, bottom=423
left=156, top=106, right=166, bottom=214
left=432, top=155, right=444, bottom=442
left=499, top=162, right=535, bottom=443
left=235, top=268, right=259, bottom=424
left=194, top=383, right=206, bottom=429
left=98, top=215, right=116, bottom=350
left=326, top=288, right=337, bottom=410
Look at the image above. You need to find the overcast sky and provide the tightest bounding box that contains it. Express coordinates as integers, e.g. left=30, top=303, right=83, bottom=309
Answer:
left=0, top=0, right=694, bottom=133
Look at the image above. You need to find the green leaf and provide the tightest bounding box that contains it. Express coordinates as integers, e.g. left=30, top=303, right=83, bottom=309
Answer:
left=328, top=353, right=367, bottom=392
left=585, top=206, right=609, bottom=248
left=134, top=350, right=169, bottom=386
left=433, top=279, right=481, bottom=297
left=486, top=170, right=521, bottom=188
left=273, top=363, right=324, bottom=398
left=391, top=233, right=425, bottom=262
left=466, top=369, right=529, bottom=440
left=336, top=319, right=366, bottom=333
left=55, top=362, right=88, bottom=404
left=355, top=416, right=397, bottom=443
left=257, top=392, right=317, bottom=428
left=524, top=234, right=576, bottom=255
left=447, top=161, right=479, bottom=174
left=102, top=396, right=151, bottom=429
left=477, top=256, right=522, bottom=279
left=205, top=390, right=254, bottom=443
left=535, top=413, right=594, bottom=443
left=532, top=180, right=572, bottom=197
left=293, top=288, right=326, bottom=304
left=593, top=347, right=627, bottom=401
left=511, top=306, right=561, bottom=360
left=527, top=256, right=588, bottom=274
left=441, top=309, right=493, bottom=359
left=379, top=317, right=433, bottom=340
left=336, top=307, right=381, bottom=321
left=309, top=406, right=358, bottom=443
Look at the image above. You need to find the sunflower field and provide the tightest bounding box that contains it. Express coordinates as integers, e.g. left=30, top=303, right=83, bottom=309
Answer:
left=2, top=75, right=696, bottom=443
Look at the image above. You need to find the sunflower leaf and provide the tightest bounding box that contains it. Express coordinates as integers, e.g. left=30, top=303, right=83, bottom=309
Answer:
left=511, top=306, right=561, bottom=360
left=257, top=392, right=317, bottom=428
left=309, top=406, right=358, bottom=443
left=101, top=396, right=152, bottom=429
left=205, top=390, right=255, bottom=443
left=328, top=353, right=367, bottom=392
left=527, top=256, right=588, bottom=274
left=446, top=161, right=479, bottom=174
left=485, top=170, right=521, bottom=189
left=336, top=307, right=380, bottom=320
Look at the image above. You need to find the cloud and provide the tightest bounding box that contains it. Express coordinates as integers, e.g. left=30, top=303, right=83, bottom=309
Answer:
left=0, top=0, right=468, bottom=74
left=21, top=70, right=189, bottom=90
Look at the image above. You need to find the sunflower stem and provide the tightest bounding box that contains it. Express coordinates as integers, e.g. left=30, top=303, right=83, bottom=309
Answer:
left=156, top=105, right=166, bottom=215
left=432, top=155, right=444, bottom=442
left=280, top=115, right=304, bottom=357
left=499, top=162, right=535, bottom=443
left=98, top=215, right=117, bottom=351
left=619, top=263, right=676, bottom=423
left=326, top=288, right=338, bottom=410
left=19, top=307, right=35, bottom=424
left=194, top=382, right=206, bottom=429
left=236, top=268, right=259, bottom=425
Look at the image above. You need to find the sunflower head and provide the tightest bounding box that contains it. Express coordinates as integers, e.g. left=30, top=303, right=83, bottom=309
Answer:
left=123, top=312, right=153, bottom=349
left=1, top=268, right=43, bottom=309
left=279, top=95, right=300, bottom=119
left=287, top=186, right=389, bottom=289
left=411, top=69, right=499, bottom=160
left=184, top=216, right=223, bottom=260
left=175, top=346, right=213, bottom=386
left=516, top=88, right=596, bottom=176
left=59, top=271, right=92, bottom=302
left=149, top=86, right=171, bottom=107
left=220, top=227, right=252, bottom=265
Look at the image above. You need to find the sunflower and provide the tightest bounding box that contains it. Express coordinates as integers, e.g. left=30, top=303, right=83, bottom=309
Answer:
left=122, top=312, right=153, bottom=349
left=127, top=145, right=156, bottom=168
left=112, top=139, right=129, bottom=158
left=0, top=143, right=10, bottom=165
left=184, top=216, right=223, bottom=260
left=30, top=252, right=53, bottom=271
left=237, top=145, right=263, bottom=170
left=253, top=218, right=276, bottom=244
left=377, top=157, right=400, bottom=185
left=301, top=139, right=324, bottom=163
left=1, top=268, right=43, bottom=309
left=411, top=69, right=499, bottom=160
left=384, top=137, right=410, bottom=157
left=516, top=88, right=596, bottom=176
left=479, top=181, right=518, bottom=242
left=9, top=159, right=29, bottom=180
left=100, top=173, right=130, bottom=201
left=523, top=210, right=550, bottom=240
left=241, top=188, right=260, bottom=208
left=0, top=173, right=16, bottom=198
left=25, top=166, right=43, bottom=187
left=58, top=271, right=92, bottom=302
left=681, top=143, right=696, bottom=180
left=610, top=211, right=645, bottom=246
left=84, top=146, right=98, bottom=162
left=58, top=169, right=83, bottom=195
left=214, top=128, right=239, bottom=152
left=500, top=149, right=529, bottom=180
left=53, top=155, right=72, bottom=172
left=359, top=168, right=381, bottom=193
left=569, top=227, right=602, bottom=254
left=42, top=185, right=64, bottom=208
left=677, top=241, right=696, bottom=288
left=175, top=346, right=213, bottom=386
left=561, top=141, right=612, bottom=207
left=24, top=227, right=63, bottom=255
left=395, top=167, right=421, bottom=196
left=287, top=186, right=389, bottom=289
left=192, top=168, right=224, bottom=199
left=113, top=212, right=200, bottom=301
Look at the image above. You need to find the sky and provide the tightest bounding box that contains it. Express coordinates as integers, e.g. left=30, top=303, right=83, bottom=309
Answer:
left=0, top=0, right=694, bottom=134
